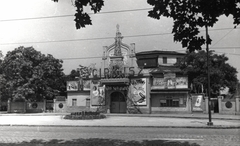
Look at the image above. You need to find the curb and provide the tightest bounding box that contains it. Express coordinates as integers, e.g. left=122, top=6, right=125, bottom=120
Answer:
left=0, top=124, right=239, bottom=129
left=1, top=113, right=240, bottom=121
left=1, top=113, right=240, bottom=120
left=105, top=114, right=240, bottom=121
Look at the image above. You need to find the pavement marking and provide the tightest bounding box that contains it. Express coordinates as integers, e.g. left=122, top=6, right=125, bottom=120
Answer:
left=161, top=138, right=204, bottom=141
left=143, top=138, right=204, bottom=141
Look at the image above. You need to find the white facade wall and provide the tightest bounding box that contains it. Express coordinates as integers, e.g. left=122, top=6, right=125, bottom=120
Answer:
left=158, top=55, right=179, bottom=66
left=67, top=92, right=89, bottom=106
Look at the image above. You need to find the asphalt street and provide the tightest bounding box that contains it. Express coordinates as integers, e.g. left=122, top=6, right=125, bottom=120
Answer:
left=0, top=126, right=239, bottom=146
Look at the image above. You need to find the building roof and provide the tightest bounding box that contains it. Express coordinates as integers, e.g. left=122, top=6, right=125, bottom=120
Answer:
left=150, top=65, right=182, bottom=73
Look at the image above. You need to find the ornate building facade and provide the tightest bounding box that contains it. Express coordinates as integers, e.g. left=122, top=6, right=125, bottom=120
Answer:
left=66, top=25, right=192, bottom=114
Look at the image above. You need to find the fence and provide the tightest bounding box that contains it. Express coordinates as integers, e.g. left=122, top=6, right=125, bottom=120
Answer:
left=218, top=96, right=240, bottom=115
left=7, top=100, right=46, bottom=113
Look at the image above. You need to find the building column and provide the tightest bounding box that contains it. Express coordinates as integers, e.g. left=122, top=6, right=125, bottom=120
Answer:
left=43, top=99, right=46, bottom=113
left=218, top=96, right=222, bottom=114
left=7, top=99, right=11, bottom=113
left=236, top=96, right=240, bottom=113
left=53, top=99, right=56, bottom=113
left=187, top=94, right=192, bottom=113
left=23, top=101, right=27, bottom=113
left=205, top=96, right=209, bottom=114
left=86, top=98, right=90, bottom=111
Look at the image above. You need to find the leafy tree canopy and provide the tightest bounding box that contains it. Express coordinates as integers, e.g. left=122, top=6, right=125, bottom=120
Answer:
left=65, top=69, right=80, bottom=81
left=65, top=64, right=96, bottom=81
left=176, top=50, right=238, bottom=96
left=0, top=46, right=66, bottom=102
left=148, top=0, right=240, bottom=52
left=53, top=0, right=240, bottom=52
left=52, top=0, right=104, bottom=29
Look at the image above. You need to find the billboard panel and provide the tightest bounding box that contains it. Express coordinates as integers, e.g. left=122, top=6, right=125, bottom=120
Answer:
left=130, top=78, right=147, bottom=105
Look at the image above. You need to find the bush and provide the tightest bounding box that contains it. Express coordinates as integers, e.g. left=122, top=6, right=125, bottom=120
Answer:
left=63, top=111, right=106, bottom=120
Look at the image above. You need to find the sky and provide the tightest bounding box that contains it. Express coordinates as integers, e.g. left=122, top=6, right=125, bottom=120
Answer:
left=0, top=0, right=240, bottom=80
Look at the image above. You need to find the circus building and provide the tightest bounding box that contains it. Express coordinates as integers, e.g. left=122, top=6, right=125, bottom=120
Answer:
left=66, top=25, right=192, bottom=114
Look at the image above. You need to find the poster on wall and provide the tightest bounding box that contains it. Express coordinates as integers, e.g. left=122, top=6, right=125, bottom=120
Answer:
left=175, top=77, right=188, bottom=89
left=152, top=78, right=165, bottom=89
left=165, top=78, right=176, bottom=89
left=91, top=82, right=105, bottom=106
left=83, top=80, right=91, bottom=91
left=192, top=94, right=204, bottom=111
left=130, top=78, right=147, bottom=105
left=67, top=81, right=79, bottom=91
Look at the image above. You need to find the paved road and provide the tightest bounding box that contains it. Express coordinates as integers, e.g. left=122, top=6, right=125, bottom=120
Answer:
left=1, top=115, right=240, bottom=128
left=0, top=126, right=239, bottom=146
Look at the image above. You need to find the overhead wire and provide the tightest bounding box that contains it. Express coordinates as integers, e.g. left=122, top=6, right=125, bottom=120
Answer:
left=59, top=47, right=240, bottom=61
left=0, top=6, right=239, bottom=57
left=211, top=29, right=235, bottom=47
left=0, top=8, right=152, bottom=22
left=0, top=27, right=239, bottom=46
left=215, top=51, right=240, bottom=56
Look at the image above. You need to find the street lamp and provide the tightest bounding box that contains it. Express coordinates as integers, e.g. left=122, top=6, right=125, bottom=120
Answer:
left=206, top=25, right=213, bottom=126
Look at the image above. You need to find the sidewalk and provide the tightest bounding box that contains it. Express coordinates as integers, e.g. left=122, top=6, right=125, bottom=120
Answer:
left=0, top=112, right=239, bottom=128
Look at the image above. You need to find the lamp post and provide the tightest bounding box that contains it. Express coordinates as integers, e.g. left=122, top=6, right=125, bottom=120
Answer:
left=206, top=25, right=213, bottom=126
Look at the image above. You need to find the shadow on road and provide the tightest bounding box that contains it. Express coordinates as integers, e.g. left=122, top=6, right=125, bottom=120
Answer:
left=0, top=138, right=200, bottom=146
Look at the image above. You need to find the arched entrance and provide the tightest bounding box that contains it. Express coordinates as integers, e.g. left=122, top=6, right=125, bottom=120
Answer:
left=110, top=92, right=127, bottom=113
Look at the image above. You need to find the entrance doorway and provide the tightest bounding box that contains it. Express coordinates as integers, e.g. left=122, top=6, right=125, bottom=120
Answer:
left=110, top=92, right=127, bottom=113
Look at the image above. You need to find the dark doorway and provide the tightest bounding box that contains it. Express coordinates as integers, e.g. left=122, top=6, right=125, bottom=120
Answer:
left=110, top=92, right=127, bottom=113
left=212, top=99, right=219, bottom=113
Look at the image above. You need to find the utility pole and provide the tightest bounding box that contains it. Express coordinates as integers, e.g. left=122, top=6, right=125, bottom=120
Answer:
left=206, top=25, right=213, bottom=126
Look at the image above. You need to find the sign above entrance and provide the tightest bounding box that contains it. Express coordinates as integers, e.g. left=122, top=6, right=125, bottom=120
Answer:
left=100, top=78, right=129, bottom=85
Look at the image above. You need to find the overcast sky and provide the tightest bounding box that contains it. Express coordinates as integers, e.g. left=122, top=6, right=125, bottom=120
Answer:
left=0, top=0, right=240, bottom=80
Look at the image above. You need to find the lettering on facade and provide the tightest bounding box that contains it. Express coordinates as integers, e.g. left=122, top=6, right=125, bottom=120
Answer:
left=91, top=67, right=139, bottom=79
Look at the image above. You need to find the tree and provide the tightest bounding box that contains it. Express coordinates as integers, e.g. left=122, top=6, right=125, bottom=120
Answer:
left=52, top=0, right=104, bottom=29
left=0, top=50, right=2, bottom=60
left=0, top=46, right=66, bottom=102
left=0, top=50, right=5, bottom=102
left=147, top=0, right=240, bottom=52
left=0, top=50, right=3, bottom=70
left=65, top=69, right=80, bottom=81
left=65, top=64, right=96, bottom=80
left=176, top=50, right=238, bottom=96
left=52, top=0, right=240, bottom=52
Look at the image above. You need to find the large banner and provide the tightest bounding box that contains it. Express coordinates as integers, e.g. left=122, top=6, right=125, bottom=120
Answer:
left=130, top=78, right=147, bottom=105
left=91, top=82, right=105, bottom=106
left=152, top=76, right=188, bottom=89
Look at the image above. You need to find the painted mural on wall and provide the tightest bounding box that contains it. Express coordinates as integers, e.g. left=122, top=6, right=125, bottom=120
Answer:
left=130, top=78, right=147, bottom=105
left=152, top=75, right=188, bottom=90
left=91, top=81, right=105, bottom=106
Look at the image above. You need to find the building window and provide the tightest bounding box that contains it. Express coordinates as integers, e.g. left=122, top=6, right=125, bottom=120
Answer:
left=160, top=97, right=179, bottom=107
left=72, top=99, right=77, bottom=106
left=163, top=57, right=167, bottom=64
